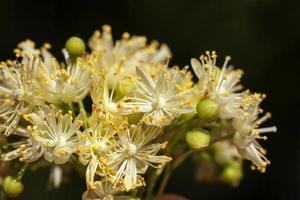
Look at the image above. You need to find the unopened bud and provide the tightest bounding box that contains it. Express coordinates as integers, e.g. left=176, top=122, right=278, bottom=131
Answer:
left=221, top=161, right=242, bottom=185
left=196, top=99, right=219, bottom=122
left=2, top=176, right=24, bottom=198
left=186, top=129, right=210, bottom=149
left=65, top=36, right=86, bottom=58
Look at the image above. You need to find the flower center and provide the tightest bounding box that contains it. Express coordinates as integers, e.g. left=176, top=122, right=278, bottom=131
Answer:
left=56, top=136, right=66, bottom=147
left=126, top=142, right=137, bottom=156
left=152, top=95, right=166, bottom=109
left=107, top=102, right=118, bottom=113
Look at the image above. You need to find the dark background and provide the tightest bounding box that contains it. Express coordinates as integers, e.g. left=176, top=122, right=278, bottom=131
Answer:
left=0, top=0, right=299, bottom=199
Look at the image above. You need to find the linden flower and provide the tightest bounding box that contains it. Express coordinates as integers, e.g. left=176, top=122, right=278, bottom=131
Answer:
left=232, top=93, right=277, bottom=172
left=79, top=126, right=115, bottom=186
left=22, top=105, right=84, bottom=164
left=82, top=178, right=131, bottom=200
left=108, top=124, right=171, bottom=191
left=191, top=51, right=244, bottom=119
left=0, top=56, right=44, bottom=135
left=1, top=127, right=44, bottom=162
left=39, top=48, right=92, bottom=104
left=121, top=67, right=199, bottom=126
left=88, top=25, right=171, bottom=89
left=78, top=112, right=128, bottom=187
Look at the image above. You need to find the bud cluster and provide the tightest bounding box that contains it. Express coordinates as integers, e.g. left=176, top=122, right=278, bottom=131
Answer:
left=0, top=25, right=276, bottom=199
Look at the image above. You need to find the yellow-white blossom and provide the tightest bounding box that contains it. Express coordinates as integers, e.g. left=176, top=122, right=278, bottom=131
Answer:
left=89, top=25, right=171, bottom=89
left=121, top=67, right=199, bottom=126
left=2, top=105, right=85, bottom=164
left=0, top=26, right=277, bottom=199
left=233, top=93, right=277, bottom=172
left=191, top=51, right=244, bottom=119
left=0, top=56, right=43, bottom=135
left=108, top=124, right=171, bottom=191
left=39, top=48, right=92, bottom=104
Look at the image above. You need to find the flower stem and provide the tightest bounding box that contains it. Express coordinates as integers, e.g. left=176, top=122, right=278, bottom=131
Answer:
left=15, top=163, right=29, bottom=181
left=155, top=133, right=235, bottom=199
left=78, top=101, right=85, bottom=112
left=156, top=164, right=172, bottom=199
left=145, top=169, right=157, bottom=200
left=172, top=149, right=195, bottom=170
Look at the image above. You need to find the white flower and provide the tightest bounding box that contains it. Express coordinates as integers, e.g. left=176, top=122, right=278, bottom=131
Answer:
left=191, top=51, right=244, bottom=119
left=0, top=55, right=44, bottom=135
left=80, top=128, right=114, bottom=187
left=22, top=105, right=84, bottom=164
left=121, top=67, right=199, bottom=126
left=89, top=25, right=171, bottom=89
left=232, top=93, right=277, bottom=172
left=108, top=124, right=171, bottom=191
left=39, top=49, right=92, bottom=104
left=1, top=127, right=44, bottom=162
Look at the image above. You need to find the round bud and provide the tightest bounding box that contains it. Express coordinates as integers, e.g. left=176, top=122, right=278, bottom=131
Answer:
left=221, top=162, right=242, bottom=185
left=2, top=176, right=24, bottom=198
left=196, top=99, right=219, bottom=122
left=186, top=129, right=210, bottom=149
left=65, top=36, right=86, bottom=57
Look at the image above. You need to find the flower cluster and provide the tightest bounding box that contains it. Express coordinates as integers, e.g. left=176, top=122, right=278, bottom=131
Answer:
left=0, top=25, right=276, bottom=199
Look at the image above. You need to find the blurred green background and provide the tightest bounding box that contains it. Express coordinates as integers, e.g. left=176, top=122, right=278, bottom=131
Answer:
left=0, top=0, right=299, bottom=199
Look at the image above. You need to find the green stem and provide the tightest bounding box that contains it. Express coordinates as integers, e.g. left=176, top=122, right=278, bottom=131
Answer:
left=145, top=169, right=158, bottom=200
left=156, top=165, right=172, bottom=199
left=155, top=133, right=235, bottom=199
left=212, top=133, right=234, bottom=144
left=172, top=149, right=195, bottom=170
left=145, top=124, right=187, bottom=199
left=78, top=101, right=85, bottom=112
left=15, top=163, right=29, bottom=181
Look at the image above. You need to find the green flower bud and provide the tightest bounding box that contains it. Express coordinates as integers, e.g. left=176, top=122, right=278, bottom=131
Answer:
left=196, top=99, right=219, bottom=122
left=186, top=128, right=211, bottom=149
left=2, top=176, right=24, bottom=198
left=221, top=161, right=242, bottom=185
left=115, top=79, right=135, bottom=100
left=65, top=36, right=86, bottom=57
